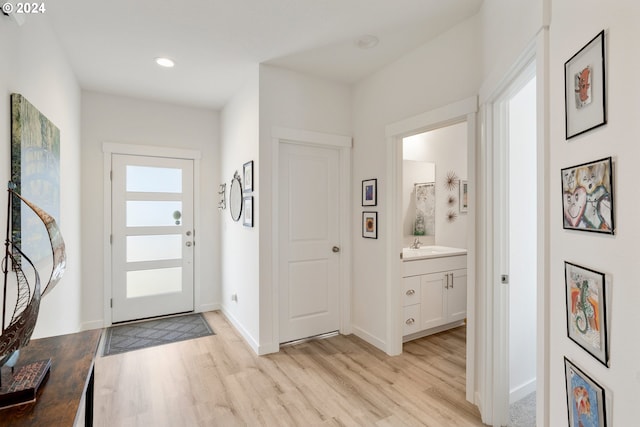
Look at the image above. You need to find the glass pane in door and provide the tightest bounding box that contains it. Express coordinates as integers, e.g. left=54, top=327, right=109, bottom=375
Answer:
left=126, top=165, right=182, bottom=193
left=126, top=235, right=182, bottom=263
left=126, top=201, right=182, bottom=227
left=126, top=267, right=182, bottom=298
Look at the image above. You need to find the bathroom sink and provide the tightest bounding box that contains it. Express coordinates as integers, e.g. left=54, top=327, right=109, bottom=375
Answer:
left=402, top=245, right=467, bottom=260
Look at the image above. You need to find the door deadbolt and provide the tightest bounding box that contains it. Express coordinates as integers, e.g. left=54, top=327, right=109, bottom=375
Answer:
left=186, top=241, right=193, bottom=247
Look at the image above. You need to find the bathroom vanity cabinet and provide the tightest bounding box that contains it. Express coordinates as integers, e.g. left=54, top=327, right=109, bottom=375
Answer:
left=402, top=250, right=467, bottom=340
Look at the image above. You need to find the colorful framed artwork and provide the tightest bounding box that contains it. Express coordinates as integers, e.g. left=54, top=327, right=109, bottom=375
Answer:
left=564, top=358, right=607, bottom=427
left=243, top=196, right=253, bottom=227
left=564, top=262, right=609, bottom=366
left=561, top=157, right=614, bottom=234
left=362, top=211, right=377, bottom=239
left=243, top=160, right=253, bottom=193
left=11, top=93, right=61, bottom=263
left=362, top=178, right=377, bottom=206
left=565, top=30, right=606, bottom=139
left=459, top=180, right=468, bottom=213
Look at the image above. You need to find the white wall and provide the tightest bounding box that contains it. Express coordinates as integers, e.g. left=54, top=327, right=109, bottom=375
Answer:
left=220, top=69, right=261, bottom=351
left=80, top=91, right=220, bottom=329
left=352, top=15, right=481, bottom=350
left=257, top=65, right=352, bottom=352
left=508, top=77, right=537, bottom=402
left=0, top=15, right=82, bottom=338
left=403, top=123, right=468, bottom=250
left=549, top=1, right=640, bottom=424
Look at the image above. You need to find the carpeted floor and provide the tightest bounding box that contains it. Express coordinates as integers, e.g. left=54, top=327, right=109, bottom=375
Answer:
left=509, top=391, right=536, bottom=427
left=103, top=313, right=214, bottom=356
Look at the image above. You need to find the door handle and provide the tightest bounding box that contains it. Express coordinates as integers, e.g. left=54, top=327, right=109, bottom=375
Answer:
left=332, top=246, right=340, bottom=253
left=186, top=241, right=192, bottom=247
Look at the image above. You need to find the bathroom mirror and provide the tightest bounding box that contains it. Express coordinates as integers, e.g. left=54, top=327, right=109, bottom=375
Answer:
left=229, top=171, right=243, bottom=222
left=403, top=160, right=436, bottom=240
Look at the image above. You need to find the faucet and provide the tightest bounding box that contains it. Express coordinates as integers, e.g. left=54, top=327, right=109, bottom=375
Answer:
left=410, top=237, right=422, bottom=249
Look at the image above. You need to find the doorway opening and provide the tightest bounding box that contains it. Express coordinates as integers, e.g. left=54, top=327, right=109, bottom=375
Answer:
left=400, top=122, right=470, bottom=344
left=385, top=96, right=477, bottom=404
left=499, top=70, right=538, bottom=426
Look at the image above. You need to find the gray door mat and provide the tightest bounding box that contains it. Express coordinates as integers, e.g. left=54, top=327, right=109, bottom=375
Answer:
left=103, top=313, right=214, bottom=356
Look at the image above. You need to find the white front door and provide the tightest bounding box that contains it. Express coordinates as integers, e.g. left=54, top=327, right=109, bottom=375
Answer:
left=278, top=142, right=341, bottom=343
left=111, top=154, right=194, bottom=323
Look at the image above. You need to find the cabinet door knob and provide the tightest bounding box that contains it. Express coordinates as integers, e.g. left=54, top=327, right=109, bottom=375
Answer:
left=406, top=318, right=415, bottom=325
left=406, top=289, right=415, bottom=296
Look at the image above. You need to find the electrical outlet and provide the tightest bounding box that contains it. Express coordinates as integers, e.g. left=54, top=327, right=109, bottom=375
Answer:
left=231, top=293, right=238, bottom=302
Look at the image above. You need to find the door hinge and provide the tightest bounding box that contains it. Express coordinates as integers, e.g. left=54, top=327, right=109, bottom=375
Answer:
left=110, top=234, right=113, bottom=244
left=501, top=274, right=509, bottom=284
left=110, top=170, right=113, bottom=181
left=110, top=298, right=113, bottom=308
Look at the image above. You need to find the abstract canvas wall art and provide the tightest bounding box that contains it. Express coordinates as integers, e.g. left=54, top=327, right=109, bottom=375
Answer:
left=11, top=93, right=61, bottom=263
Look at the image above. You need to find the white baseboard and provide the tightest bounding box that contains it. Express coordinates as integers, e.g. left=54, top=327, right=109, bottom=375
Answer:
left=351, top=325, right=386, bottom=352
left=197, top=303, right=221, bottom=313
left=510, top=378, right=536, bottom=404
left=220, top=305, right=260, bottom=355
left=81, top=320, right=105, bottom=331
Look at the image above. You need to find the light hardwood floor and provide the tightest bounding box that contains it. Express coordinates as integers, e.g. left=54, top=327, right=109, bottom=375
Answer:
left=95, top=311, right=485, bottom=426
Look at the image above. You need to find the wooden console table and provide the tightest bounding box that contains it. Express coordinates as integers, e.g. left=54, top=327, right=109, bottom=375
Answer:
left=0, top=329, right=102, bottom=426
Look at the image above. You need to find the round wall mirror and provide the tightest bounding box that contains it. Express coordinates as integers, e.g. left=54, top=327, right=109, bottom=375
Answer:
left=229, top=171, right=243, bottom=222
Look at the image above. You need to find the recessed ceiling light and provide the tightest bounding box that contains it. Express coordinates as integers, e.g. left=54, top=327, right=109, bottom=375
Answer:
left=155, top=57, right=175, bottom=68
left=355, top=35, right=379, bottom=50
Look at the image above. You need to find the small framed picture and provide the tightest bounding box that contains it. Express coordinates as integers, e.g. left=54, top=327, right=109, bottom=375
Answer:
left=362, top=178, right=377, bottom=206
left=362, top=211, right=377, bottom=239
left=243, top=196, right=253, bottom=227
left=459, top=180, right=468, bottom=213
left=243, top=160, right=254, bottom=193
left=565, top=262, right=609, bottom=366
left=564, top=357, right=607, bottom=427
left=561, top=157, right=614, bottom=234
left=565, top=30, right=606, bottom=139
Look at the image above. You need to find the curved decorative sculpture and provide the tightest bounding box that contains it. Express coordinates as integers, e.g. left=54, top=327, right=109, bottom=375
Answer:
left=1, top=184, right=66, bottom=393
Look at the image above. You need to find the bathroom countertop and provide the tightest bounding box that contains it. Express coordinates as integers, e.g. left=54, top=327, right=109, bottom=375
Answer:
left=402, top=245, right=467, bottom=261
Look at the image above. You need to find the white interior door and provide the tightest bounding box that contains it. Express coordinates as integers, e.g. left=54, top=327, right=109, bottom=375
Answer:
left=111, top=154, right=194, bottom=323
left=278, top=142, right=341, bottom=343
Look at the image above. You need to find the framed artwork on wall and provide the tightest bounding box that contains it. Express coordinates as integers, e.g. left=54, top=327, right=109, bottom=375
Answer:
left=459, top=180, right=468, bottom=213
left=362, top=211, right=377, bottom=239
left=564, top=358, right=607, bottom=427
left=243, top=196, right=253, bottom=227
left=561, top=157, right=614, bottom=234
left=243, top=160, right=254, bottom=193
left=565, top=30, right=607, bottom=139
left=362, top=178, right=377, bottom=206
left=564, top=262, right=609, bottom=366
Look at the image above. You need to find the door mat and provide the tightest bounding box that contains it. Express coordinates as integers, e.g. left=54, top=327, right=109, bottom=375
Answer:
left=103, top=313, right=214, bottom=356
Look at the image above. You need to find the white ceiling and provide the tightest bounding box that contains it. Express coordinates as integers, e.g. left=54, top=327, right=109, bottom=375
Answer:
left=46, top=0, right=482, bottom=110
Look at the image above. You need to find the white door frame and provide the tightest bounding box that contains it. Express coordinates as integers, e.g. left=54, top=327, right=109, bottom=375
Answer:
left=385, top=96, right=478, bottom=405
left=478, top=30, right=549, bottom=426
left=271, top=127, right=352, bottom=349
left=102, top=142, right=202, bottom=327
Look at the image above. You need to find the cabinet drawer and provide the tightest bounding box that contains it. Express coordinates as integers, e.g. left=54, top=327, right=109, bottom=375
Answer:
left=402, top=276, right=421, bottom=306
left=403, top=304, right=421, bottom=335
